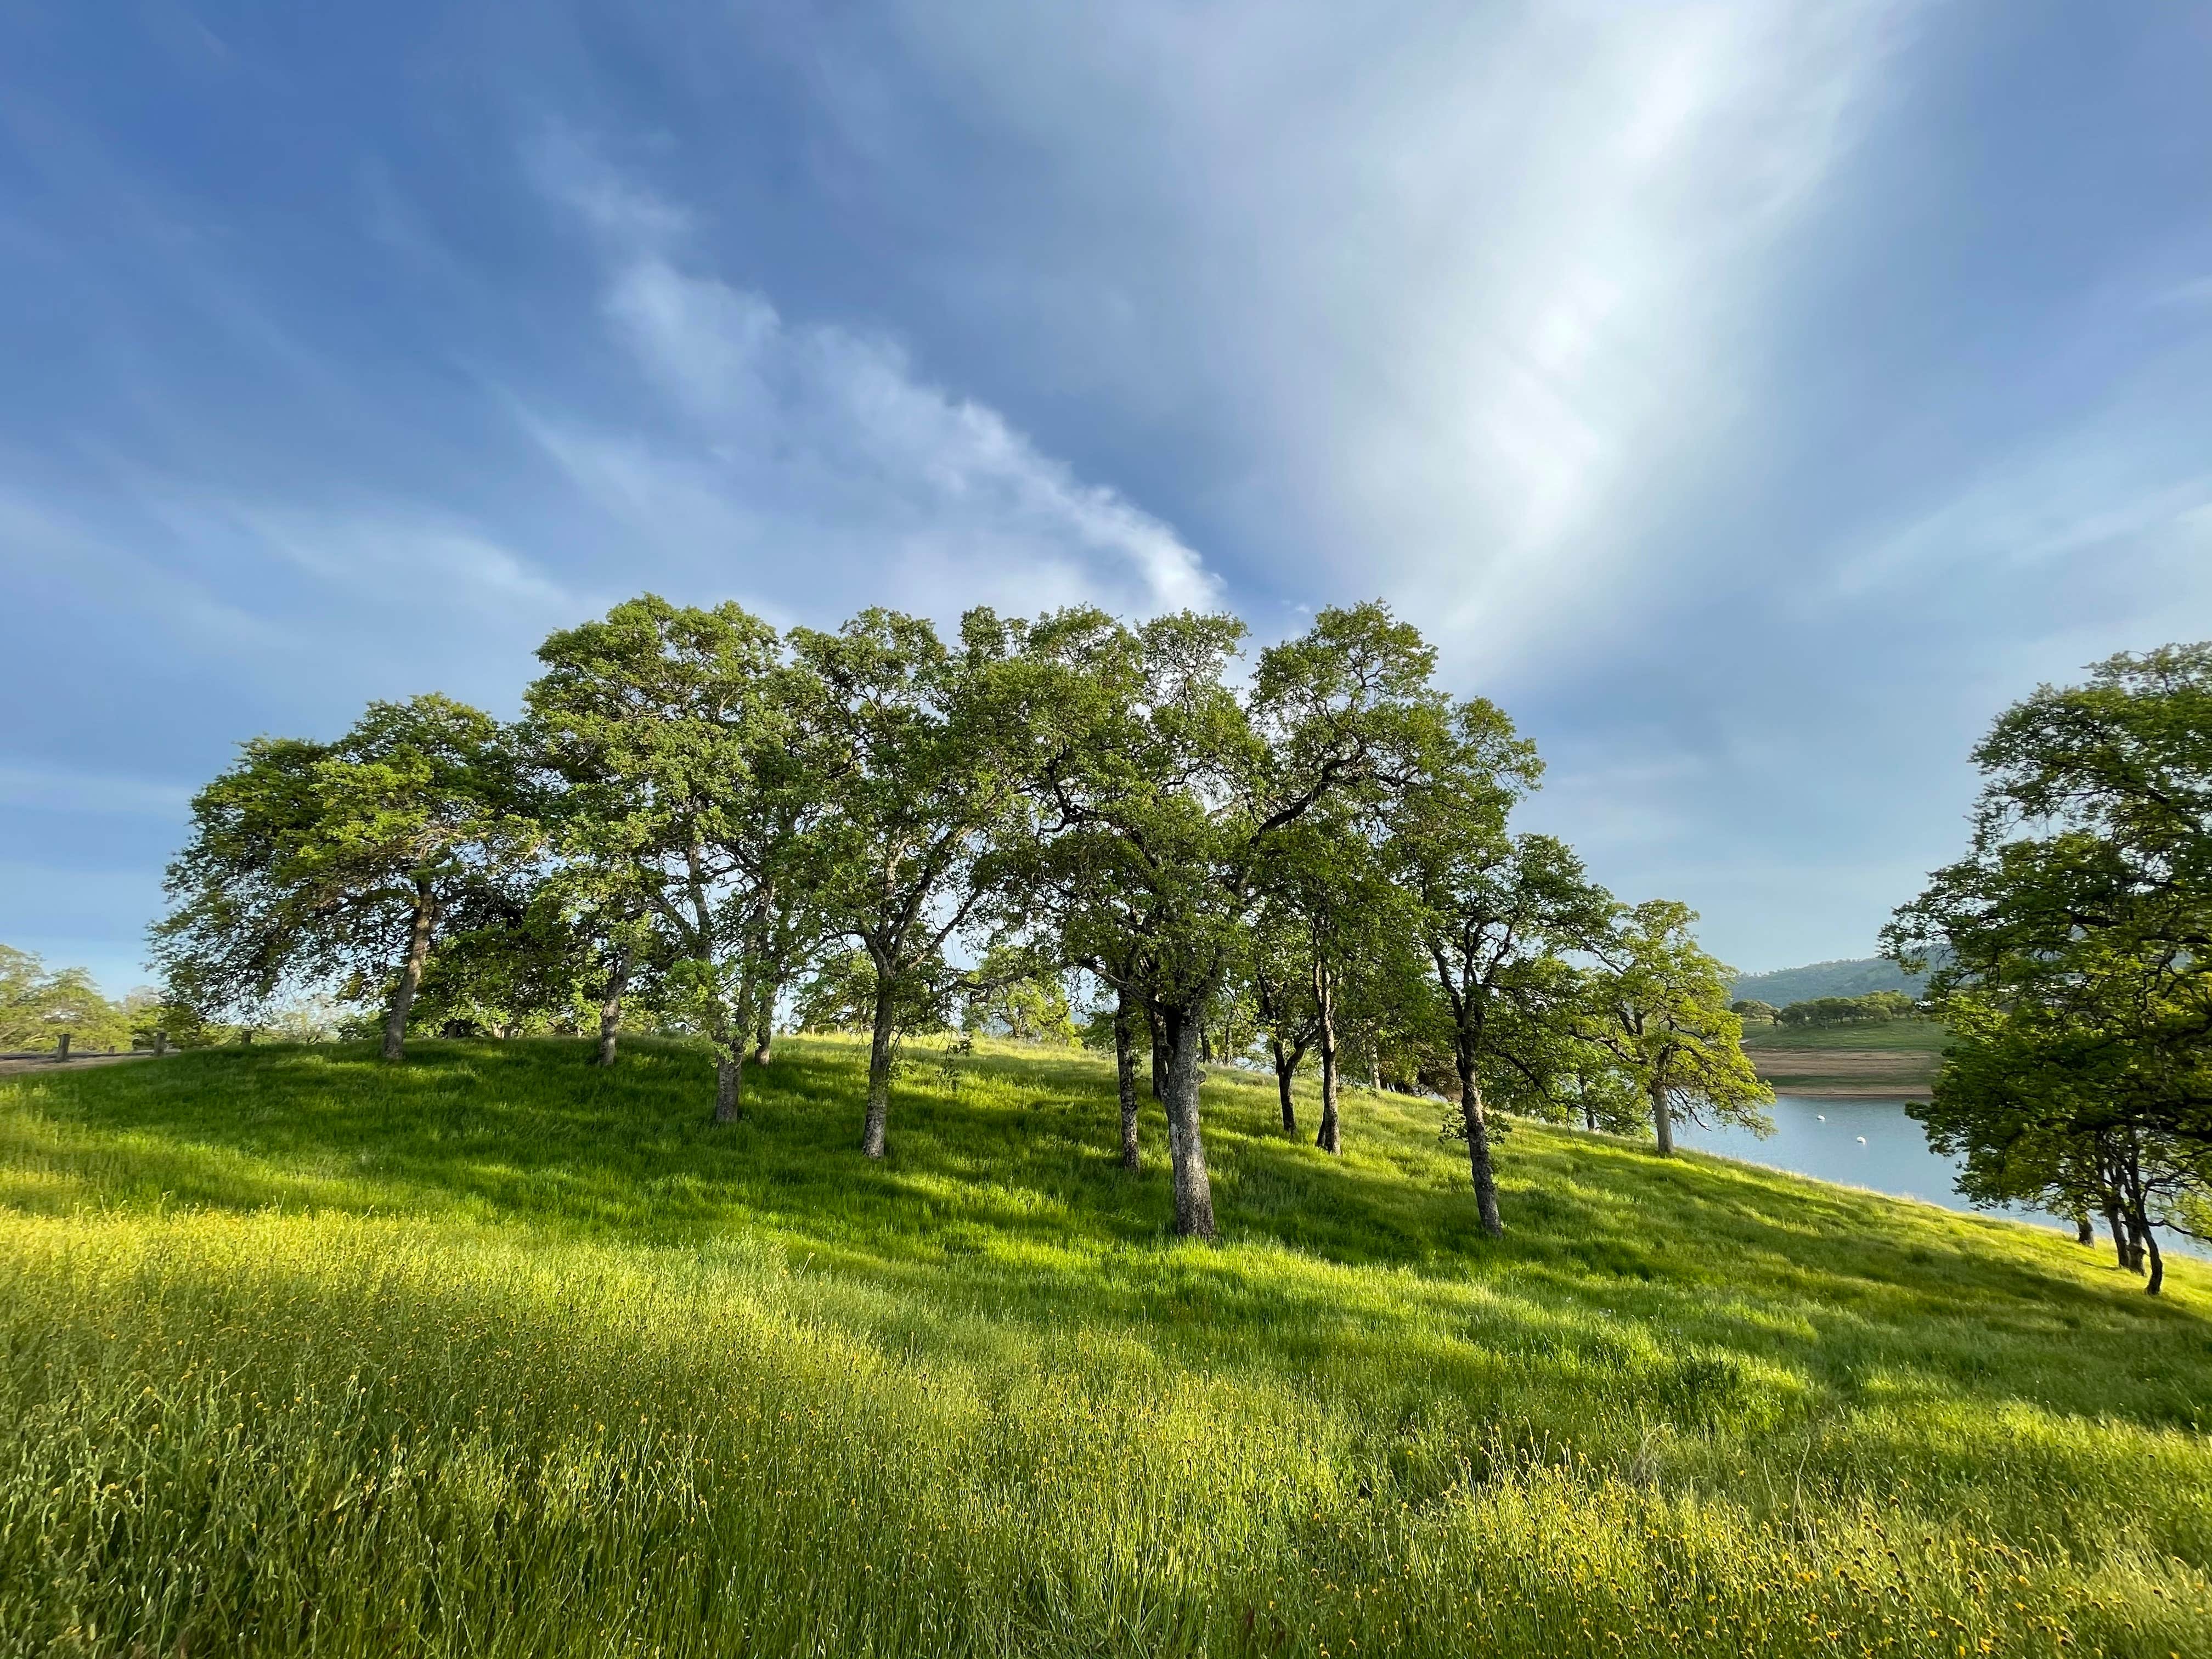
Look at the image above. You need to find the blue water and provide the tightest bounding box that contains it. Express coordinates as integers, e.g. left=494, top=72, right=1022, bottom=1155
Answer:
left=1674, top=1094, right=2205, bottom=1261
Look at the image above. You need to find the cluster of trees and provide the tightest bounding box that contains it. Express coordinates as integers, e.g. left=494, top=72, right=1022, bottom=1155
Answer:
left=0, top=944, right=290, bottom=1053
left=1729, top=991, right=1918, bottom=1029
left=1887, top=645, right=2212, bottom=1294
left=0, top=946, right=148, bottom=1052
left=155, top=595, right=1772, bottom=1239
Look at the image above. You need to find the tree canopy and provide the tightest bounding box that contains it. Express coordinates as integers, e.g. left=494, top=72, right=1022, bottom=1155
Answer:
left=149, top=590, right=1785, bottom=1242
left=1887, top=644, right=2212, bottom=1293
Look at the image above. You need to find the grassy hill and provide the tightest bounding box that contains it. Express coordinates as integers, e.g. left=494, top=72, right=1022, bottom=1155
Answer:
left=1732, top=956, right=1929, bottom=1006
left=2, top=1037, right=2208, bottom=1657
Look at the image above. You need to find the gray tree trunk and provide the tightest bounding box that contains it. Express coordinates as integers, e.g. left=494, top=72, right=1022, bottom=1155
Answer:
left=1650, top=1080, right=1675, bottom=1156
left=1460, top=1057, right=1504, bottom=1238
left=381, top=883, right=436, bottom=1062
left=2073, top=1211, right=2094, bottom=1247
left=752, top=987, right=775, bottom=1066
left=1313, top=964, right=1341, bottom=1155
left=1147, top=1003, right=1166, bottom=1101
left=1114, top=990, right=1140, bottom=1171
left=2103, top=1198, right=2130, bottom=1270
left=861, top=969, right=897, bottom=1158
left=594, top=946, right=630, bottom=1067
left=1159, top=1004, right=1217, bottom=1240
left=2142, top=1223, right=2164, bottom=1296
left=713, top=1045, right=746, bottom=1122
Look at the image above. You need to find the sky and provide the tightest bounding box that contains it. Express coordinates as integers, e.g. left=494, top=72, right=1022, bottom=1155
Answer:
left=4, top=1, right=2211, bottom=996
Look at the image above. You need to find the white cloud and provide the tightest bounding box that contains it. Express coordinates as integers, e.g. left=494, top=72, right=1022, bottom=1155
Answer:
left=525, top=134, right=1220, bottom=623
left=802, top=1, right=1910, bottom=667
left=1827, top=430, right=2212, bottom=604
left=224, top=506, right=580, bottom=616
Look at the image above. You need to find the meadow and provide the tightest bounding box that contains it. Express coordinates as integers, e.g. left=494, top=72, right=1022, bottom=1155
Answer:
left=1, top=1035, right=2208, bottom=1657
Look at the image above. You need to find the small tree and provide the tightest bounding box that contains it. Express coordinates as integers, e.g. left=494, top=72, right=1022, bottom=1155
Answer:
left=526, top=596, right=811, bottom=1120
left=1248, top=906, right=1322, bottom=1135
left=791, top=610, right=1026, bottom=1159
left=153, top=696, right=532, bottom=1062
left=1582, top=900, right=1772, bottom=1156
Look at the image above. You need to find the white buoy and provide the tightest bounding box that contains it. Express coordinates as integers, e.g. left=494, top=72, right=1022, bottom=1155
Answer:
left=1855, top=1136, right=1867, bottom=1144
left=1816, top=1114, right=1826, bottom=1121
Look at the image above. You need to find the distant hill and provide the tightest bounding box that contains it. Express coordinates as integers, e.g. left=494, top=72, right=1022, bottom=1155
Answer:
left=1731, top=956, right=1928, bottom=1007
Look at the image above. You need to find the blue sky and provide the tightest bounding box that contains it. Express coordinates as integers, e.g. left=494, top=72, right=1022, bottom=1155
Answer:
left=4, top=2, right=2210, bottom=995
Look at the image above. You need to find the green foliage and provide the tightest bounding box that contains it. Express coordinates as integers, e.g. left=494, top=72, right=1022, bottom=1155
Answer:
left=150, top=695, right=533, bottom=1059
left=0, top=946, right=134, bottom=1052
left=1582, top=901, right=1773, bottom=1153
left=0, top=1040, right=2207, bottom=1657
left=1887, top=643, right=2212, bottom=1291
left=527, top=595, right=812, bottom=1111
left=1731, top=956, right=1928, bottom=1006
left=960, top=949, right=1079, bottom=1045
left=1776, top=991, right=1916, bottom=1028
left=793, top=949, right=952, bottom=1043
left=1729, top=998, right=1779, bottom=1023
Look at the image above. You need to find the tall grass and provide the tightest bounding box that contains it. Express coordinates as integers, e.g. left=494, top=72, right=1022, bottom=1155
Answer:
left=1, top=1036, right=2207, bottom=1656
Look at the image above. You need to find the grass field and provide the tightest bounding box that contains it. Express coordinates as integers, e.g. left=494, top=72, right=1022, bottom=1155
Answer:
left=2, top=1035, right=2208, bottom=1657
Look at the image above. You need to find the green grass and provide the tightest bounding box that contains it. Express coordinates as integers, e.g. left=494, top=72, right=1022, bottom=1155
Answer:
left=2, top=1036, right=2208, bottom=1658
left=1740, top=1018, right=1951, bottom=1053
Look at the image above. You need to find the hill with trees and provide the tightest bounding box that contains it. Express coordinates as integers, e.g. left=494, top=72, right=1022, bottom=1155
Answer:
left=1, top=1035, right=2205, bottom=1656
left=147, top=596, right=1776, bottom=1243
left=1729, top=956, right=1928, bottom=1007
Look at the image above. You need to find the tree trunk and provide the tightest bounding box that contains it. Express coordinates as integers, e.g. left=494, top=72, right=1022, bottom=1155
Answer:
left=1460, top=1056, right=1504, bottom=1238
left=1147, top=1003, right=1166, bottom=1101
left=1158, top=1002, right=1217, bottom=1240
left=594, top=946, right=630, bottom=1068
left=861, top=968, right=897, bottom=1158
left=1368, top=1048, right=1380, bottom=1091
left=1650, top=1079, right=1675, bottom=1156
left=1271, top=1038, right=1300, bottom=1135
left=1313, top=962, right=1341, bottom=1155
left=752, top=986, right=775, bottom=1066
left=713, top=1045, right=746, bottom=1123
left=1113, top=990, right=1140, bottom=1171
left=2121, top=1132, right=2159, bottom=1293
left=2073, top=1211, right=2094, bottom=1247
left=2102, top=1197, right=2131, bottom=1270
left=381, top=883, right=436, bottom=1062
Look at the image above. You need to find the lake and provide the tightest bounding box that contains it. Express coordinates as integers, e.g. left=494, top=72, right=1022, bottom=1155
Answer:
left=1674, top=1093, right=2206, bottom=1262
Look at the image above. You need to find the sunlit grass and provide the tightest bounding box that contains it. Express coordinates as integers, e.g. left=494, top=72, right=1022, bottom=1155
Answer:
left=1, top=1036, right=2207, bottom=1656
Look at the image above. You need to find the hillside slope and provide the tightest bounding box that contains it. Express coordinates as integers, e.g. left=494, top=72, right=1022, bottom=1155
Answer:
left=2, top=1037, right=2208, bottom=1658
left=1732, top=956, right=1929, bottom=1005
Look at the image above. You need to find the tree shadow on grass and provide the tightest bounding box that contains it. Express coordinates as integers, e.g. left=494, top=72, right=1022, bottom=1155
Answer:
left=3, top=1035, right=2207, bottom=1438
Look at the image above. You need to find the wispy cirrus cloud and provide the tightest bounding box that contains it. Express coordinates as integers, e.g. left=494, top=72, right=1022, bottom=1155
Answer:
left=797, top=0, right=1913, bottom=668
left=522, top=133, right=1220, bottom=623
